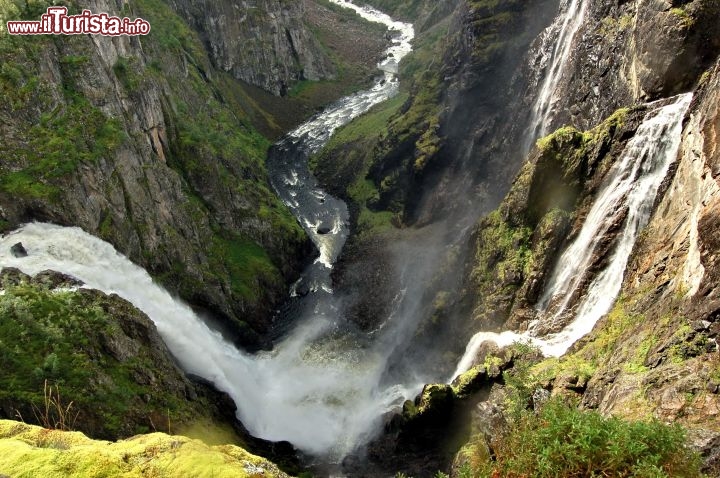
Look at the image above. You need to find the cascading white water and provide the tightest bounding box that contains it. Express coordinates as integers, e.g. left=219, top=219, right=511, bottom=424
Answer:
left=0, top=1, right=418, bottom=461
left=452, top=93, right=693, bottom=379
left=0, top=223, right=419, bottom=458
left=525, top=0, right=588, bottom=152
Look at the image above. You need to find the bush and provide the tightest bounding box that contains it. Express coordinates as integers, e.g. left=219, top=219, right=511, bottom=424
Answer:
left=468, top=399, right=702, bottom=477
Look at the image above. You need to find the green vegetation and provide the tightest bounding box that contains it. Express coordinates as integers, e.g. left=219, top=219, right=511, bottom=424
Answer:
left=454, top=347, right=704, bottom=477
left=0, top=281, right=217, bottom=439
left=0, top=8, right=125, bottom=200
left=0, top=420, right=289, bottom=478
left=461, top=399, right=702, bottom=478
left=311, top=11, right=450, bottom=229
left=472, top=210, right=533, bottom=285
left=208, top=234, right=282, bottom=302
left=311, top=92, right=407, bottom=234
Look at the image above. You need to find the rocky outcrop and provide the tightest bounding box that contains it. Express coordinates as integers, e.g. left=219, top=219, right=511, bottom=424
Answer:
left=0, top=419, right=291, bottom=478
left=0, top=268, right=234, bottom=440
left=466, top=107, right=647, bottom=334
left=358, top=346, right=520, bottom=477
left=168, top=0, right=336, bottom=96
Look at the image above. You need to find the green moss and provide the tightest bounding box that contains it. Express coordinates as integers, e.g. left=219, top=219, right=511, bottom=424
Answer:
left=471, top=210, right=533, bottom=287
left=0, top=420, right=289, bottom=478
left=208, top=234, right=282, bottom=302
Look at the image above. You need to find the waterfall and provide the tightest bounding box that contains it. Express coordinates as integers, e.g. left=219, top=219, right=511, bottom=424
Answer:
left=524, top=0, right=589, bottom=152
left=452, top=93, right=692, bottom=379
left=0, top=1, right=418, bottom=461
left=0, top=224, right=412, bottom=457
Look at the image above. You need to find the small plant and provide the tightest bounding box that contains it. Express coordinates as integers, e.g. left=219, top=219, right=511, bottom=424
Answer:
left=32, top=379, right=79, bottom=431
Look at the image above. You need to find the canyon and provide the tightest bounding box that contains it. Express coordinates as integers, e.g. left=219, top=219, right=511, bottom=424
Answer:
left=1, top=0, right=720, bottom=476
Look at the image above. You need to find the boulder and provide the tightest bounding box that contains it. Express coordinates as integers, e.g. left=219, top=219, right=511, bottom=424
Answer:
left=10, top=242, right=27, bottom=258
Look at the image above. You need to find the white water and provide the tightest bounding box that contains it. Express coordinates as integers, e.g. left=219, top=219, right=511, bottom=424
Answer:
left=525, top=0, right=588, bottom=150
left=0, top=224, right=419, bottom=458
left=288, top=1, right=414, bottom=154
left=0, top=2, right=419, bottom=460
left=452, top=93, right=692, bottom=379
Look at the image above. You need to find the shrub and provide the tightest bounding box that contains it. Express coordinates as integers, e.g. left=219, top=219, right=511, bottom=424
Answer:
left=471, top=399, right=702, bottom=477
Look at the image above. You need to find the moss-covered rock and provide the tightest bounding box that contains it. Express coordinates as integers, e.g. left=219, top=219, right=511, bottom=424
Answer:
left=465, top=106, right=644, bottom=334
left=0, top=419, right=291, bottom=478
left=0, top=269, right=237, bottom=442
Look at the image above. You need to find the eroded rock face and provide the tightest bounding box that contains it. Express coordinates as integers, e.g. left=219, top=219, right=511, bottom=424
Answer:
left=168, top=0, right=335, bottom=96
left=544, top=0, right=720, bottom=132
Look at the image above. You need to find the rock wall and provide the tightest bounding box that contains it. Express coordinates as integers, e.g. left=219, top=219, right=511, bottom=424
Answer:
left=168, top=0, right=336, bottom=96
left=540, top=0, right=720, bottom=132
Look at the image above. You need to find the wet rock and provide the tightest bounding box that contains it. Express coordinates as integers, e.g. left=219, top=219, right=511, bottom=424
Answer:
left=296, top=282, right=310, bottom=297
left=10, top=242, right=27, bottom=258
left=316, top=224, right=332, bottom=235
left=0, top=267, right=31, bottom=286
left=33, top=270, right=84, bottom=289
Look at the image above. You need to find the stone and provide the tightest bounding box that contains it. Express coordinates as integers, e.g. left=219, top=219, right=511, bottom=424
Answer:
left=10, top=242, right=27, bottom=258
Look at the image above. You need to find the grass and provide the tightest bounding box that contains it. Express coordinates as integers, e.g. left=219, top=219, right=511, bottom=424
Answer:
left=0, top=17, right=125, bottom=200
left=464, top=398, right=703, bottom=478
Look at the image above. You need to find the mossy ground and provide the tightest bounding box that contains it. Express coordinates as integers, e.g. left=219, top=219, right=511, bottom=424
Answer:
left=0, top=420, right=290, bottom=478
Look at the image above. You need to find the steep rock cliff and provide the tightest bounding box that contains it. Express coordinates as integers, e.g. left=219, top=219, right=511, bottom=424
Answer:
left=167, top=0, right=336, bottom=96
left=539, top=0, right=720, bottom=132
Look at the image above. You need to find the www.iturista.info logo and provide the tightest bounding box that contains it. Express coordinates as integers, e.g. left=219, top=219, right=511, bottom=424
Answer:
left=6, top=7, right=150, bottom=36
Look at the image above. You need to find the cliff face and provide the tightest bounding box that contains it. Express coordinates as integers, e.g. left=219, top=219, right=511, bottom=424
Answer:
left=539, top=0, right=720, bottom=132
left=168, top=0, right=336, bottom=96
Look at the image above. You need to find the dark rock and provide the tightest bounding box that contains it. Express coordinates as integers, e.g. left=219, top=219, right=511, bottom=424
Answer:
left=33, top=270, right=84, bottom=289
left=316, top=224, right=332, bottom=235
left=10, top=242, right=27, bottom=258
left=296, top=282, right=310, bottom=297
left=0, top=267, right=31, bottom=286
left=707, top=382, right=719, bottom=394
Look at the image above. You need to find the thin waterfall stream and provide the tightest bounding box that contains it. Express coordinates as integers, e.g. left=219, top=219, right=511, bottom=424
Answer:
left=524, top=0, right=589, bottom=154
left=452, top=93, right=693, bottom=379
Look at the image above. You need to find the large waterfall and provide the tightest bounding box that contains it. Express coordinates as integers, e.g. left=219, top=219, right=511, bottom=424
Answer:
left=453, top=92, right=693, bottom=378
left=0, top=0, right=415, bottom=461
